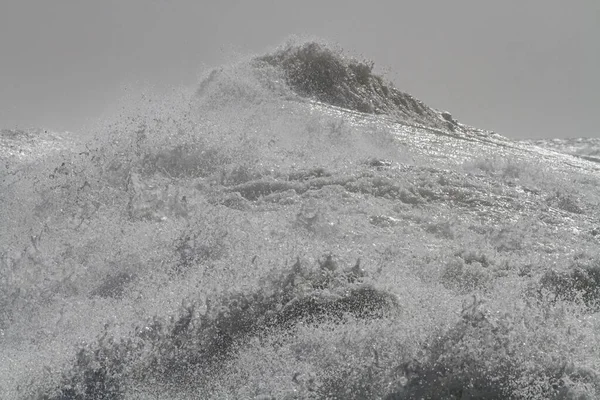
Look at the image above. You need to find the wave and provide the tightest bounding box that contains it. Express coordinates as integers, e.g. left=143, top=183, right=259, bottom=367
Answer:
left=197, top=40, right=471, bottom=133
left=2, top=39, right=600, bottom=399
left=0, top=128, right=72, bottom=162
left=522, top=137, right=600, bottom=163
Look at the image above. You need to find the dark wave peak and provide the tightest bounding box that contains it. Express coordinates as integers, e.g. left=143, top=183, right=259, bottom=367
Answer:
left=254, top=41, right=455, bottom=130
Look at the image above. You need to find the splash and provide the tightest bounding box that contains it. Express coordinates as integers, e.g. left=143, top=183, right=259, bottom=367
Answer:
left=2, top=39, right=600, bottom=399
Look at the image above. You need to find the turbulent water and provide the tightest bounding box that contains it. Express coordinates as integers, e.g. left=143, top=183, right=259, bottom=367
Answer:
left=2, top=40, right=600, bottom=399
left=521, top=138, right=600, bottom=164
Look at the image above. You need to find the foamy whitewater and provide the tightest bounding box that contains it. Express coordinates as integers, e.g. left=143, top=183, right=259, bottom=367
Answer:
left=2, top=40, right=600, bottom=399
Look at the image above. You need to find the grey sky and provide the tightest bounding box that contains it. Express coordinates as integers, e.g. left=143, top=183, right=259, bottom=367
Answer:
left=1, top=0, right=598, bottom=138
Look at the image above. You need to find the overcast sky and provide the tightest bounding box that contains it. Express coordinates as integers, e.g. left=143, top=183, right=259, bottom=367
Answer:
left=1, top=0, right=598, bottom=139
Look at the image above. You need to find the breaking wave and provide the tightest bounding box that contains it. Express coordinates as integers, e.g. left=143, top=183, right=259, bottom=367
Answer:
left=197, top=40, right=470, bottom=133
left=2, top=40, right=600, bottom=399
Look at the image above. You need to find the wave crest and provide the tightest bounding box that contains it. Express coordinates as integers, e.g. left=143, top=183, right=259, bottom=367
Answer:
left=254, top=41, right=452, bottom=130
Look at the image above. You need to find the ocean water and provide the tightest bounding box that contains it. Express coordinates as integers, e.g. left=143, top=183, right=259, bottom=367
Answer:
left=521, top=138, right=600, bottom=164
left=2, top=40, right=600, bottom=399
